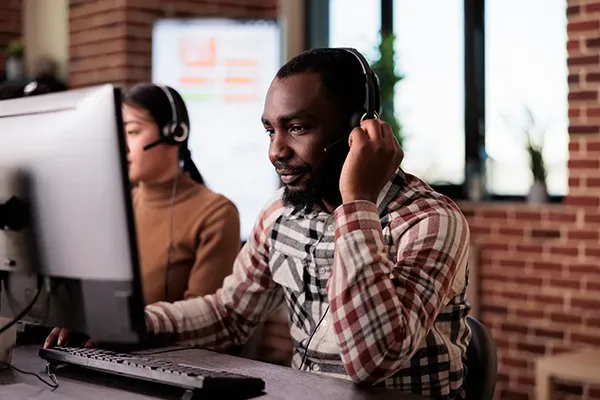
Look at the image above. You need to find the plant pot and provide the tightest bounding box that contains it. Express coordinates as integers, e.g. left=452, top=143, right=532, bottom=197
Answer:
left=6, top=57, right=26, bottom=81
left=527, top=181, right=548, bottom=204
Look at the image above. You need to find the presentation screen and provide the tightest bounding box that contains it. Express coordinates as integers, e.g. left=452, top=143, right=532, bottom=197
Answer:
left=152, top=19, right=282, bottom=241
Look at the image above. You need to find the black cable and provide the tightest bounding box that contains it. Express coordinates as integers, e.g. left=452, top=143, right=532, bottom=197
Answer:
left=163, top=166, right=182, bottom=302
left=0, top=276, right=43, bottom=336
left=299, top=304, right=330, bottom=371
left=0, top=360, right=59, bottom=389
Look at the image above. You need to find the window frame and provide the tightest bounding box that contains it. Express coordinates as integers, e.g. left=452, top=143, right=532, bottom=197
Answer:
left=305, top=0, right=565, bottom=202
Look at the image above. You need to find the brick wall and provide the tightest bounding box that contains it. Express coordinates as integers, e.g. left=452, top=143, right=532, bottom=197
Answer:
left=464, top=1, right=600, bottom=399
left=0, top=0, right=22, bottom=78
left=68, top=0, right=278, bottom=88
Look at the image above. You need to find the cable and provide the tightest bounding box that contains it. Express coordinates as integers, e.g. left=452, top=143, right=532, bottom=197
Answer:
left=0, top=276, right=43, bottom=336
left=299, top=304, right=330, bottom=371
left=163, top=166, right=182, bottom=302
left=0, top=360, right=59, bottom=389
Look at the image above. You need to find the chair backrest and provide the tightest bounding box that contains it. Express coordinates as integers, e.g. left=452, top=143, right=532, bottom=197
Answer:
left=464, top=316, right=498, bottom=400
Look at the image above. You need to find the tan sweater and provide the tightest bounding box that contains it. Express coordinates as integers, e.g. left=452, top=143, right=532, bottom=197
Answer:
left=132, top=173, right=240, bottom=304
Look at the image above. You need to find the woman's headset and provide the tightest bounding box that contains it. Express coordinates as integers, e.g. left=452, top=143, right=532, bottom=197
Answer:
left=142, top=85, right=189, bottom=151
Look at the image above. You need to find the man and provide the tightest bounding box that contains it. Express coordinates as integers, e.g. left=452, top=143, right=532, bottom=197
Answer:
left=47, top=48, right=471, bottom=398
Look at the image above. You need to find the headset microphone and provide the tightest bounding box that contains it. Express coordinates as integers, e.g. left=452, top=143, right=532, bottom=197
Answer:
left=322, top=48, right=380, bottom=153
left=143, top=139, right=162, bottom=151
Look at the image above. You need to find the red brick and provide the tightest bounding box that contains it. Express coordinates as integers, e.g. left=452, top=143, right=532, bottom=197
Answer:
left=532, top=294, right=564, bottom=306
left=587, top=72, right=600, bottom=82
left=587, top=177, right=600, bottom=187
left=586, top=3, right=600, bottom=13
left=585, top=247, right=600, bottom=258
left=517, top=342, right=546, bottom=355
left=568, top=20, right=600, bottom=32
left=516, top=244, right=544, bottom=254
left=569, top=90, right=598, bottom=101
left=532, top=261, right=562, bottom=272
left=548, top=245, right=579, bottom=256
left=569, top=124, right=600, bottom=134
left=571, top=332, right=600, bottom=346
left=498, top=259, right=527, bottom=270
left=550, top=312, right=583, bottom=325
left=589, top=37, right=600, bottom=48
left=569, top=176, right=582, bottom=188
left=517, top=309, right=544, bottom=319
left=531, top=228, right=561, bottom=239
left=501, top=356, right=530, bottom=369
left=571, top=297, right=600, bottom=310
left=586, top=281, right=600, bottom=291
left=571, top=264, right=600, bottom=277
left=565, top=195, right=600, bottom=206
left=568, top=5, right=580, bottom=15
left=569, top=107, right=581, bottom=118
left=481, top=304, right=507, bottom=315
left=514, top=211, right=542, bottom=221
left=568, top=158, right=600, bottom=169
left=587, top=107, right=600, bottom=118
left=481, top=210, right=508, bottom=219
left=497, top=290, right=528, bottom=301
left=569, top=73, right=580, bottom=84
left=569, top=139, right=581, bottom=152
left=501, top=322, right=528, bottom=334
left=568, top=39, right=581, bottom=50
left=548, top=211, right=577, bottom=223
left=531, top=327, right=564, bottom=340
left=588, top=317, right=600, bottom=329
left=498, top=227, right=526, bottom=236
left=549, top=278, right=581, bottom=290
left=568, top=230, right=600, bottom=241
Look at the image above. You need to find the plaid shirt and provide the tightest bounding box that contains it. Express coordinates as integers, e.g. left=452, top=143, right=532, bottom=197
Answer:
left=145, top=168, right=471, bottom=399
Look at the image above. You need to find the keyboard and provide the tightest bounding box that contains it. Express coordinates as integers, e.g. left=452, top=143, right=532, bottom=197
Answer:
left=39, top=346, right=265, bottom=394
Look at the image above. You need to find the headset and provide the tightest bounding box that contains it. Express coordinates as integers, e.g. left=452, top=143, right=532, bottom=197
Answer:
left=143, top=84, right=190, bottom=151
left=323, top=48, right=381, bottom=152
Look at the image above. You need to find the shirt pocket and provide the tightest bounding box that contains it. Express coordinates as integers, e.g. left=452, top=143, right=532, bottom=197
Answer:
left=269, top=251, right=305, bottom=293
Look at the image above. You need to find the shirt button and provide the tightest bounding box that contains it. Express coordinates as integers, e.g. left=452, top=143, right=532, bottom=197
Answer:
left=321, top=320, right=328, bottom=327
left=318, top=268, right=325, bottom=274
left=327, top=225, right=334, bottom=232
left=312, top=364, right=321, bottom=372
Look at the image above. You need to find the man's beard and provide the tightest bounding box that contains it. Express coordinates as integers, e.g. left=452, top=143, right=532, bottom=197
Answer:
left=281, top=146, right=348, bottom=211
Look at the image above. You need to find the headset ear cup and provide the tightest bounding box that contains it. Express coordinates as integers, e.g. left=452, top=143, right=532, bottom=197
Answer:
left=173, top=122, right=189, bottom=143
left=350, top=110, right=365, bottom=129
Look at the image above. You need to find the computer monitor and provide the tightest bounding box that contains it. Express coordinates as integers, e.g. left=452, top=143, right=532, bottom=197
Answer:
left=0, top=84, right=147, bottom=343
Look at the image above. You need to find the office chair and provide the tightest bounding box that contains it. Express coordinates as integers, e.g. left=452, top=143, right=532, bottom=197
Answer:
left=463, top=315, right=498, bottom=400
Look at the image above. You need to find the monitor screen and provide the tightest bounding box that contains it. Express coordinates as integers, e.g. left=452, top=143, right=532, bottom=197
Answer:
left=152, top=19, right=282, bottom=242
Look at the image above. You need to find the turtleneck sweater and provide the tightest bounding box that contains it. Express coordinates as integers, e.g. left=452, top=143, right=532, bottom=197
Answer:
left=132, top=173, right=240, bottom=304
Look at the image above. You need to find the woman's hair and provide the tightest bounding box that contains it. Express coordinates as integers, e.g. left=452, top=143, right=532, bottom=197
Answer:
left=123, top=83, right=204, bottom=184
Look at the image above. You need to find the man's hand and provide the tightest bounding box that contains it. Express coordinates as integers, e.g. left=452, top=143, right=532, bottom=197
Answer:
left=43, top=327, right=97, bottom=349
left=339, top=119, right=403, bottom=205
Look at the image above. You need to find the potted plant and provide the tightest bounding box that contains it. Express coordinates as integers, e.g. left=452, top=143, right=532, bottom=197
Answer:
left=370, top=32, right=404, bottom=147
left=525, top=125, right=548, bottom=204
left=5, top=38, right=26, bottom=81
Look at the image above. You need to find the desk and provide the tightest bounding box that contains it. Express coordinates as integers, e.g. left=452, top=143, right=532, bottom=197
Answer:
left=1, top=345, right=429, bottom=400
left=535, top=349, right=600, bottom=400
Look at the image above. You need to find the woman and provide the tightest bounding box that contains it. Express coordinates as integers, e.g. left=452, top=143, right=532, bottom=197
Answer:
left=123, top=83, right=241, bottom=304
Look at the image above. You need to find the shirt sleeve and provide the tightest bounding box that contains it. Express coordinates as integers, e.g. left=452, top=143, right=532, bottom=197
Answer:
left=328, top=199, right=470, bottom=385
left=184, top=196, right=240, bottom=299
left=144, top=199, right=286, bottom=350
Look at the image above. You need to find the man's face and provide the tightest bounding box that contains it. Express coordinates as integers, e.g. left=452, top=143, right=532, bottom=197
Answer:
left=262, top=73, right=349, bottom=210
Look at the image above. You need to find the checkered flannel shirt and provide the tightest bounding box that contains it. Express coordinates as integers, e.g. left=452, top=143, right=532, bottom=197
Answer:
left=145, top=168, right=472, bottom=399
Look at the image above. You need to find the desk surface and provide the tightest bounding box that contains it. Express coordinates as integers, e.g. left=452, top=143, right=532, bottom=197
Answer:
left=1, top=345, right=429, bottom=400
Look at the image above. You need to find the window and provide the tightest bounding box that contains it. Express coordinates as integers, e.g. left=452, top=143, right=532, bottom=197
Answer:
left=329, top=0, right=381, bottom=61
left=394, top=0, right=465, bottom=186
left=485, top=0, right=568, bottom=196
